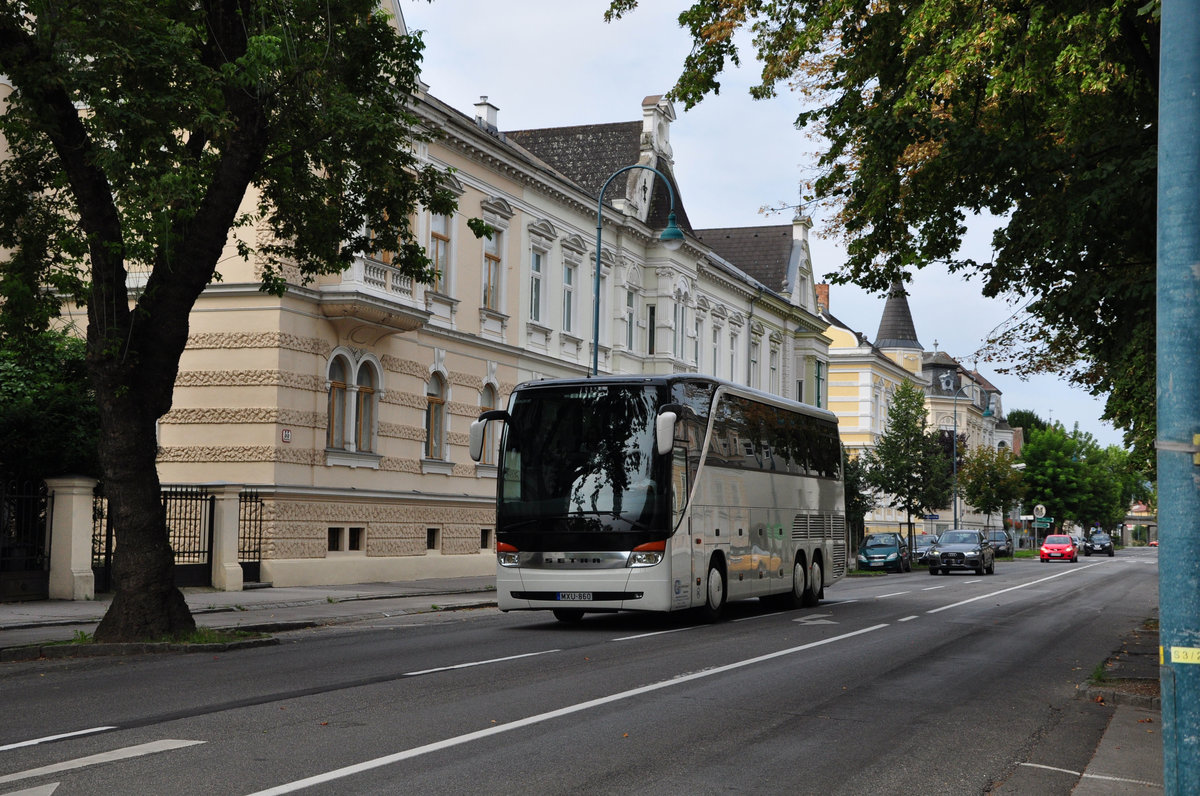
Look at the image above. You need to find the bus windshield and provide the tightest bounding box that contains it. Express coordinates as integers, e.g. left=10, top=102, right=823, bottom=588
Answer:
left=499, top=383, right=667, bottom=533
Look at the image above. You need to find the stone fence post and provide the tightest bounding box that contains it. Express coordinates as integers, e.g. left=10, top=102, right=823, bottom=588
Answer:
left=45, top=476, right=98, bottom=601
left=207, top=483, right=244, bottom=592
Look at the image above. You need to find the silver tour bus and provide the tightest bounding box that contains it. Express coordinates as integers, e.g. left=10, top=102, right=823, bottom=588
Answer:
left=469, top=375, right=847, bottom=622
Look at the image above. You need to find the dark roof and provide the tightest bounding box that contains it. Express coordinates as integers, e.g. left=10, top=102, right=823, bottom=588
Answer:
left=875, top=282, right=923, bottom=350
left=506, top=122, right=694, bottom=234
left=692, top=225, right=792, bottom=289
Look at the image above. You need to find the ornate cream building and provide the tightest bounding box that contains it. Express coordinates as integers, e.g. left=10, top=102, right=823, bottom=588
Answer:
left=48, top=6, right=833, bottom=588
left=821, top=283, right=1014, bottom=536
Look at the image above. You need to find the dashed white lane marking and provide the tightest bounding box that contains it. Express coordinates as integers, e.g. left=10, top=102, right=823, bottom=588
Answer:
left=898, top=616, right=918, bottom=622
left=246, top=625, right=890, bottom=795
left=0, top=740, right=203, bottom=787
left=404, top=649, right=561, bottom=675
left=0, top=728, right=116, bottom=752
left=876, top=591, right=908, bottom=599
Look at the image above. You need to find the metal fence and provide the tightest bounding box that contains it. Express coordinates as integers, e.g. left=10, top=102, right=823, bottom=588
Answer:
left=0, top=480, right=50, bottom=601
left=92, top=485, right=265, bottom=591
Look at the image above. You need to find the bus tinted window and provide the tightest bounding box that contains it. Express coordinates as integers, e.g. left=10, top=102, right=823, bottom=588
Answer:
left=708, top=394, right=841, bottom=479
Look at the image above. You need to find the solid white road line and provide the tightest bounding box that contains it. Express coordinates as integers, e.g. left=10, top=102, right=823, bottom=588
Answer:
left=246, top=624, right=890, bottom=795
left=0, top=728, right=117, bottom=752
left=927, top=562, right=1103, bottom=614
left=0, top=740, right=203, bottom=786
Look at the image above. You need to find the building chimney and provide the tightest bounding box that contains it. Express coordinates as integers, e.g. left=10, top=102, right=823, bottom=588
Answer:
left=474, top=96, right=499, bottom=130
left=815, top=283, right=829, bottom=315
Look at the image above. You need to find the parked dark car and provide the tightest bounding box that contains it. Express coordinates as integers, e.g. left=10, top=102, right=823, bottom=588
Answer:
left=987, top=529, right=1014, bottom=557
left=857, top=532, right=911, bottom=573
left=1085, top=532, right=1115, bottom=557
left=912, top=533, right=939, bottom=565
left=928, top=529, right=995, bottom=575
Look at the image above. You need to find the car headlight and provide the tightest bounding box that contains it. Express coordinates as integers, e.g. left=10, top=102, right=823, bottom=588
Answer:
left=885, top=552, right=897, bottom=560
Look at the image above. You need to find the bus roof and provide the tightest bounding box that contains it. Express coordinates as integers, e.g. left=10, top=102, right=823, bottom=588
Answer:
left=509, top=374, right=838, bottom=425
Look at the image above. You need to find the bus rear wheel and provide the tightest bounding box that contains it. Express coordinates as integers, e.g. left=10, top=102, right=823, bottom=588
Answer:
left=553, top=608, right=584, bottom=623
left=701, top=562, right=726, bottom=622
left=802, top=560, right=822, bottom=607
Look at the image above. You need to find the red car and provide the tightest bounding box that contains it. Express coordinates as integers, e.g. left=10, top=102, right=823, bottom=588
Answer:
left=1040, top=534, right=1079, bottom=562
left=1149, top=540, right=1159, bottom=547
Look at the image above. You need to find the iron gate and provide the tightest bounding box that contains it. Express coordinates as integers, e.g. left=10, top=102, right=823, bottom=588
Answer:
left=92, top=485, right=215, bottom=590
left=0, top=481, right=50, bottom=601
left=239, top=489, right=264, bottom=583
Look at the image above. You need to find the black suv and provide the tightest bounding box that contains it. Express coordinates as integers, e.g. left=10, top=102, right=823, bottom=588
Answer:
left=928, top=529, right=996, bottom=575
left=1085, top=532, right=1115, bottom=557
left=987, top=529, right=1014, bottom=557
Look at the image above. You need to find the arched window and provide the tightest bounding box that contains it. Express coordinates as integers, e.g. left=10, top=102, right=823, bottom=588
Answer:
left=327, top=356, right=351, bottom=450
left=356, top=365, right=377, bottom=453
left=479, top=385, right=498, bottom=465
left=425, top=373, right=447, bottom=460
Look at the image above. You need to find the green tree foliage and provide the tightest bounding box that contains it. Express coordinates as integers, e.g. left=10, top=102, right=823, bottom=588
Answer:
left=958, top=444, right=1024, bottom=529
left=607, top=0, right=1159, bottom=471
left=0, top=2, right=465, bottom=641
left=862, top=381, right=951, bottom=545
left=0, top=329, right=100, bottom=483
left=1006, top=409, right=1048, bottom=435
left=1019, top=423, right=1139, bottom=533
left=842, top=450, right=875, bottom=551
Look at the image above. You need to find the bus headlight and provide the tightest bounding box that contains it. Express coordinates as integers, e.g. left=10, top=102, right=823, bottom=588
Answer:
left=497, top=542, right=520, bottom=567
left=627, top=540, right=666, bottom=568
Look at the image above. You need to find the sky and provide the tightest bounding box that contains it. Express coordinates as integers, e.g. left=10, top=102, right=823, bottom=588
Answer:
left=399, top=0, right=1125, bottom=449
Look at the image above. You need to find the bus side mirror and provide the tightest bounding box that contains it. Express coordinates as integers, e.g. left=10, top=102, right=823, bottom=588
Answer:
left=469, top=409, right=509, bottom=462
left=656, top=411, right=678, bottom=457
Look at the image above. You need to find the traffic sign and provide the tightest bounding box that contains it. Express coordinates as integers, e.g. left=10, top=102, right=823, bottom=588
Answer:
left=924, top=514, right=939, bottom=520
left=1034, top=504, right=1046, bottom=519
left=1033, top=518, right=1053, bottom=528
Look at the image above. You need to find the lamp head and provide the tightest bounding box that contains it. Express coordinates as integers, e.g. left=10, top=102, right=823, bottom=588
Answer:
left=659, top=212, right=684, bottom=251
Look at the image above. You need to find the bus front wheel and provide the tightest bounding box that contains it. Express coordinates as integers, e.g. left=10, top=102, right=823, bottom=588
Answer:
left=701, top=562, right=726, bottom=622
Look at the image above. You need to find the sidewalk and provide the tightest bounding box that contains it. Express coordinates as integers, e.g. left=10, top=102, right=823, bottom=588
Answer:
left=0, top=580, right=1162, bottom=792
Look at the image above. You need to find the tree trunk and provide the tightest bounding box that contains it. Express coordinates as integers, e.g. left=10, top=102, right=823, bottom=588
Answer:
left=91, top=338, right=195, bottom=642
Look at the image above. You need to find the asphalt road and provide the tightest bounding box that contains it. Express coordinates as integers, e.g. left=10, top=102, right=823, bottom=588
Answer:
left=0, top=550, right=1158, bottom=795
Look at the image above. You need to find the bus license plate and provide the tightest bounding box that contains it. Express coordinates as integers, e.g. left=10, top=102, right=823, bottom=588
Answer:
left=557, top=592, right=592, bottom=601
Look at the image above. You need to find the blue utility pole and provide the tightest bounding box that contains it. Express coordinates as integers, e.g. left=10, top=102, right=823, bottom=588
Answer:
left=1158, top=2, right=1200, bottom=792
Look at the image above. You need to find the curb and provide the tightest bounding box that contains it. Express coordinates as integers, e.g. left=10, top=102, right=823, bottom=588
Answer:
left=0, top=599, right=497, bottom=663
left=1076, top=682, right=1162, bottom=711
left=1, top=636, right=279, bottom=663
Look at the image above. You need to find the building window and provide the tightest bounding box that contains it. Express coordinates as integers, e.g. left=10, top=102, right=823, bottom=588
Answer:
left=483, top=231, right=502, bottom=310
left=530, top=249, right=544, bottom=323
left=327, top=356, right=350, bottom=450
left=694, top=317, right=703, bottom=368
left=769, top=347, right=780, bottom=394
left=430, top=213, right=450, bottom=293
left=563, top=263, right=576, bottom=333
left=647, top=304, right=656, bottom=355
left=480, top=385, right=498, bottom=466
left=348, top=527, right=364, bottom=551
left=750, top=341, right=761, bottom=387
left=327, top=353, right=381, bottom=456
left=625, top=290, right=636, bottom=350
left=815, top=360, right=826, bottom=408
left=426, top=527, right=441, bottom=551
left=673, top=303, right=684, bottom=358
left=425, top=373, right=447, bottom=460
left=729, top=330, right=738, bottom=382
left=797, top=379, right=805, bottom=404
left=481, top=528, right=493, bottom=549
left=712, top=328, right=720, bottom=377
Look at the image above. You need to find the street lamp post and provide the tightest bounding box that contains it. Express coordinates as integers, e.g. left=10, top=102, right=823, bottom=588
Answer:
left=592, top=165, right=685, bottom=376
